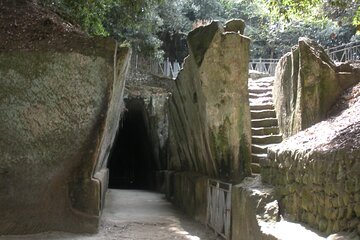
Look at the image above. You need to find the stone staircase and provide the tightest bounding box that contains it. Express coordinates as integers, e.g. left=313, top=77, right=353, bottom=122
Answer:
left=248, top=77, right=282, bottom=174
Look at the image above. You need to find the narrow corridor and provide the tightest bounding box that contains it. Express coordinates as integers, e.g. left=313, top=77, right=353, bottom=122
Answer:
left=0, top=190, right=220, bottom=240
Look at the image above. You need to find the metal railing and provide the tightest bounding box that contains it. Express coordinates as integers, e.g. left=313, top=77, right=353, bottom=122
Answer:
left=326, top=42, right=360, bottom=63
left=207, top=179, right=232, bottom=239
left=132, top=42, right=359, bottom=80
left=132, top=54, right=181, bottom=79
left=162, top=58, right=181, bottom=79
left=249, top=58, right=279, bottom=76
left=248, top=42, right=360, bottom=76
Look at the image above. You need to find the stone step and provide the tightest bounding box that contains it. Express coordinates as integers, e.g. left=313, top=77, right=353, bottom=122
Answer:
left=252, top=126, right=280, bottom=135
left=251, top=118, right=279, bottom=128
left=249, top=78, right=273, bottom=83
left=249, top=80, right=273, bottom=85
left=249, top=92, right=272, bottom=99
left=251, top=144, right=276, bottom=154
left=249, top=99, right=273, bottom=107
left=250, top=103, right=274, bottom=111
left=251, top=163, right=261, bottom=174
left=248, top=87, right=272, bottom=94
left=249, top=78, right=274, bottom=84
left=251, top=109, right=276, bottom=119
left=252, top=134, right=282, bottom=145
left=249, top=96, right=273, bottom=101
left=252, top=153, right=267, bottom=163
left=248, top=84, right=273, bottom=93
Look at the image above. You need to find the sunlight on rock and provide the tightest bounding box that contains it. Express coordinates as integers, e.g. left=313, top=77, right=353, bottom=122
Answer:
left=260, top=218, right=325, bottom=240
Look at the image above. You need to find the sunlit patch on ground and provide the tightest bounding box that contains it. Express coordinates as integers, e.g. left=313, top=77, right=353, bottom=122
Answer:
left=169, top=225, right=201, bottom=240
left=260, top=217, right=326, bottom=240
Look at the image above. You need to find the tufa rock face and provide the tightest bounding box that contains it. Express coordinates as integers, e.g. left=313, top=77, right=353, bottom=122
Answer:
left=273, top=37, right=359, bottom=138
left=187, top=21, right=219, bottom=67
left=168, top=21, right=252, bottom=182
left=263, top=83, right=360, bottom=236
left=0, top=41, right=130, bottom=234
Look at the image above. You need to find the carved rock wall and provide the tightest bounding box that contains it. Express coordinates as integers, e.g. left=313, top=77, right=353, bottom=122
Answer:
left=168, top=21, right=252, bottom=182
left=0, top=41, right=130, bottom=234
left=273, top=37, right=359, bottom=138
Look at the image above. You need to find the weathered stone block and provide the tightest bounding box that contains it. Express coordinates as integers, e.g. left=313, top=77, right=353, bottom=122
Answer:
left=355, top=204, right=360, bottom=218
left=273, top=37, right=359, bottom=138
left=319, top=218, right=328, bottom=232
left=168, top=21, right=251, bottom=182
left=346, top=205, right=354, bottom=219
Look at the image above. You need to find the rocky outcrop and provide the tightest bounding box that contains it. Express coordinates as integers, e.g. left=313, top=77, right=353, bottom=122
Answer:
left=0, top=24, right=130, bottom=236
left=273, top=37, right=359, bottom=138
left=168, top=21, right=252, bottom=182
left=263, top=83, right=360, bottom=236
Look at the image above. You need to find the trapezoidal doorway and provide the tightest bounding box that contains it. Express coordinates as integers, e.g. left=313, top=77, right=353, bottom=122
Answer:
left=107, top=99, right=156, bottom=190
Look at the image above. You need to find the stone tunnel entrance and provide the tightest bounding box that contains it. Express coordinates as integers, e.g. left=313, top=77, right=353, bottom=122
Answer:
left=107, top=98, right=157, bottom=190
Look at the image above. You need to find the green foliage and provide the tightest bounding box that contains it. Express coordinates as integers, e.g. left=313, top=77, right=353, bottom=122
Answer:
left=266, top=0, right=360, bottom=25
left=182, top=0, right=225, bottom=21
left=40, top=0, right=360, bottom=60
left=157, top=0, right=190, bottom=31
left=353, top=6, right=360, bottom=25
left=103, top=1, right=164, bottom=58
left=40, top=0, right=113, bottom=35
left=40, top=0, right=165, bottom=57
left=266, top=0, right=322, bottom=21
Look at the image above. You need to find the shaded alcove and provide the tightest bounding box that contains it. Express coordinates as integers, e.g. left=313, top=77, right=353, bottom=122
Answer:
left=107, top=98, right=157, bottom=190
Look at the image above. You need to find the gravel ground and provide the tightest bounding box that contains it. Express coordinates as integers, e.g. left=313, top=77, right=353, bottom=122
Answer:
left=0, top=190, right=221, bottom=240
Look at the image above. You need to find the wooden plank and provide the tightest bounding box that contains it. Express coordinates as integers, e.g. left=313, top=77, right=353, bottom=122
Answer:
left=207, top=179, right=232, bottom=240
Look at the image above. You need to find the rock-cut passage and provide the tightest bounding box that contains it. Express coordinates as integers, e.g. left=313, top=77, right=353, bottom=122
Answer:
left=107, top=99, right=156, bottom=190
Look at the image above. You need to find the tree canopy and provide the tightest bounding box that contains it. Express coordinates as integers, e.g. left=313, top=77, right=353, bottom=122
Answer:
left=40, top=0, right=360, bottom=59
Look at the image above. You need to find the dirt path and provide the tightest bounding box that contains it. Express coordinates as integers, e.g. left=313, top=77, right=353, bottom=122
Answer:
left=0, top=189, right=221, bottom=240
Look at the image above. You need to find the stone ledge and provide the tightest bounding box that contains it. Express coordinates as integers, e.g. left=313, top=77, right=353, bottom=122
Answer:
left=231, top=176, right=336, bottom=240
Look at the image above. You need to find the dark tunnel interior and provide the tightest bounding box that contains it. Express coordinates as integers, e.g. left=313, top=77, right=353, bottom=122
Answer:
left=107, top=99, right=156, bottom=190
